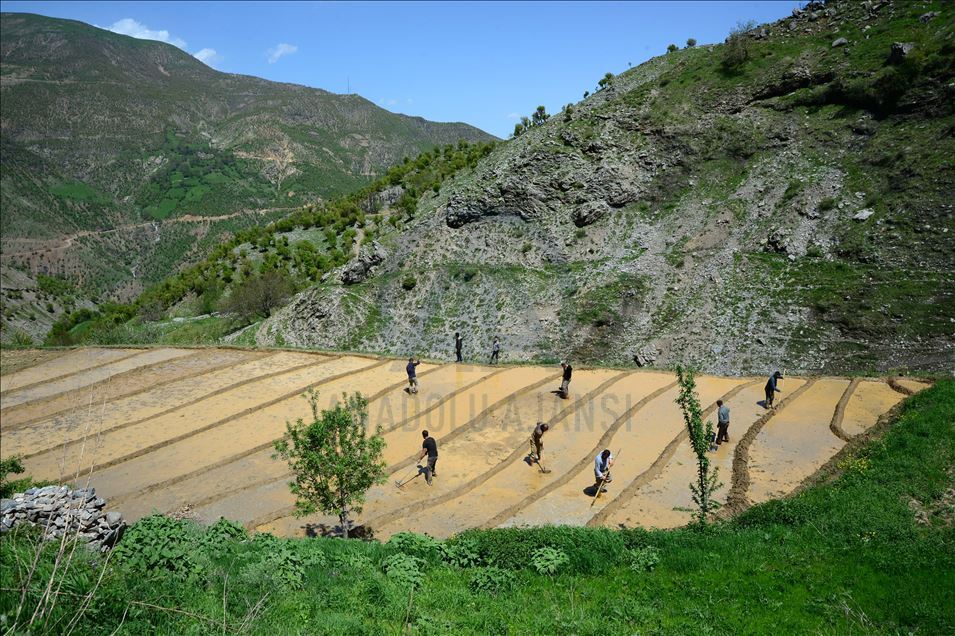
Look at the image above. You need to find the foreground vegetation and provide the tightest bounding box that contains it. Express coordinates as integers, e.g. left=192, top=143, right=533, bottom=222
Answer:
left=2, top=380, right=952, bottom=634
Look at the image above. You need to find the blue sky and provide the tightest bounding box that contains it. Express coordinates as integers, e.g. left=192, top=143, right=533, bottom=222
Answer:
left=2, top=1, right=801, bottom=137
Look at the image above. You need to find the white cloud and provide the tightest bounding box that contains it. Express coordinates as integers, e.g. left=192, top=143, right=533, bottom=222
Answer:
left=506, top=112, right=521, bottom=119
left=193, top=48, right=223, bottom=67
left=267, top=43, right=298, bottom=64
left=106, top=18, right=187, bottom=49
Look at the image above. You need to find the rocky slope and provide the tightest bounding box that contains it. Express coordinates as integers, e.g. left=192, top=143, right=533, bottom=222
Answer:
left=256, top=0, right=954, bottom=374
left=0, top=12, right=493, bottom=303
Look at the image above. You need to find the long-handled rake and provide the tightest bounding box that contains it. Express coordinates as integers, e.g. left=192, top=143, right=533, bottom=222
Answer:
left=394, top=466, right=421, bottom=490
left=590, top=448, right=622, bottom=507
left=536, top=457, right=552, bottom=474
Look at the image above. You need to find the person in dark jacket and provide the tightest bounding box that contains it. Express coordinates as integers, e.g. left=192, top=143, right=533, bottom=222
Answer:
left=406, top=357, right=421, bottom=394
left=455, top=333, right=463, bottom=363
left=490, top=339, right=501, bottom=364
left=417, top=430, right=438, bottom=485
left=764, top=371, right=783, bottom=409
left=559, top=361, right=573, bottom=399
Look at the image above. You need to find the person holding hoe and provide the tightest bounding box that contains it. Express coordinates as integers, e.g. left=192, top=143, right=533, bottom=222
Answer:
left=764, top=370, right=783, bottom=409
left=418, top=430, right=438, bottom=486
left=593, top=449, right=614, bottom=494
left=529, top=421, right=549, bottom=463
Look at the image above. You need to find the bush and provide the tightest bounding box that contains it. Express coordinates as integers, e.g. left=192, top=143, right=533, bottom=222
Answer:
left=722, top=20, right=756, bottom=71
left=219, top=269, right=294, bottom=323
left=387, top=532, right=441, bottom=563
left=628, top=546, right=661, bottom=572
left=113, top=515, right=204, bottom=579
left=468, top=567, right=515, bottom=595
left=531, top=546, right=569, bottom=576
left=401, top=274, right=417, bottom=291
left=686, top=38, right=697, bottom=47
left=440, top=536, right=483, bottom=568
left=0, top=456, right=25, bottom=498
left=818, top=197, right=837, bottom=212
left=667, top=43, right=678, bottom=53
left=383, top=553, right=424, bottom=588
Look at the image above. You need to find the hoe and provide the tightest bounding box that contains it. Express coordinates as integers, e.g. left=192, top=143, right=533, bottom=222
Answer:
left=394, top=466, right=422, bottom=491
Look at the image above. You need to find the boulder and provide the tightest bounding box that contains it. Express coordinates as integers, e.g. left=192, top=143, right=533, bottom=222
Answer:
left=853, top=208, right=875, bottom=221
left=572, top=201, right=610, bottom=227
left=888, top=42, right=914, bottom=65
left=831, top=37, right=848, bottom=48
left=340, top=242, right=386, bottom=285
left=919, top=11, right=940, bottom=23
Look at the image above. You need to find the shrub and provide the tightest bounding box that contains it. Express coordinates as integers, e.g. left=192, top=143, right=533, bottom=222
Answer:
left=722, top=20, right=756, bottom=71
left=387, top=532, right=441, bottom=563
left=628, top=546, right=661, bottom=572
left=383, top=553, right=424, bottom=588
left=818, top=197, right=837, bottom=212
left=0, top=455, right=26, bottom=498
left=219, top=269, right=294, bottom=323
left=598, top=72, right=614, bottom=90
left=468, top=567, right=515, bottom=595
left=686, top=38, right=697, bottom=47
left=401, top=274, right=417, bottom=291
left=667, top=43, right=678, bottom=53
left=113, top=515, right=204, bottom=579
left=440, top=536, right=482, bottom=568
left=531, top=546, right=569, bottom=576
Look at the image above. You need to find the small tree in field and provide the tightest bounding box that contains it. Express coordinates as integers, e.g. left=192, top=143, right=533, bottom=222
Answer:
left=675, top=366, right=722, bottom=523
left=686, top=38, right=697, bottom=47
left=667, top=43, right=678, bottom=53
left=273, top=391, right=386, bottom=536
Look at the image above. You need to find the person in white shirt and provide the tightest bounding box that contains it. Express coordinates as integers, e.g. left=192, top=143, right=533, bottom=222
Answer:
left=593, top=449, right=614, bottom=493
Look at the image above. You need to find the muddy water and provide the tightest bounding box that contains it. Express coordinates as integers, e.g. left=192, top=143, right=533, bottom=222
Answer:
left=133, top=364, right=493, bottom=521
left=91, top=358, right=421, bottom=505
left=0, top=349, right=257, bottom=428
left=747, top=378, right=849, bottom=505
left=841, top=381, right=905, bottom=437
left=1, top=348, right=196, bottom=409
left=372, top=369, right=639, bottom=539
left=250, top=366, right=559, bottom=537
left=23, top=355, right=367, bottom=481
left=1, top=348, right=144, bottom=394
left=501, top=376, right=744, bottom=529
left=3, top=352, right=324, bottom=459
left=601, top=379, right=800, bottom=529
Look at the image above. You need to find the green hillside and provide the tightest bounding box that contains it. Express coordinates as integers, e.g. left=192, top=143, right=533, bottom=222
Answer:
left=0, top=12, right=493, bottom=307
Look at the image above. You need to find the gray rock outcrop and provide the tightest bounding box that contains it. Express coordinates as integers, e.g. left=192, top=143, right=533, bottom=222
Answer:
left=340, top=242, right=386, bottom=285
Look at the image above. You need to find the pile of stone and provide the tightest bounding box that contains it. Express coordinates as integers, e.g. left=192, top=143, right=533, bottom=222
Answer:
left=1, top=485, right=125, bottom=552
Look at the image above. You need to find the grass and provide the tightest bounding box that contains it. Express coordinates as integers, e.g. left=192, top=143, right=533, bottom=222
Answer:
left=1, top=380, right=952, bottom=633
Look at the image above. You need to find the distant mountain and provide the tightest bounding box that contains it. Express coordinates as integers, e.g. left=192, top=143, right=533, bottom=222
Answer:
left=0, top=12, right=494, bottom=301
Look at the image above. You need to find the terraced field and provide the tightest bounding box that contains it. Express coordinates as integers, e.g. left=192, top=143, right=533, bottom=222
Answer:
left=0, top=348, right=929, bottom=539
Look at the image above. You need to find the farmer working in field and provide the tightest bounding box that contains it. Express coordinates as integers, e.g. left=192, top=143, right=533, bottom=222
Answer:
left=764, top=370, right=783, bottom=409
left=406, top=357, right=421, bottom=394
left=594, top=449, right=614, bottom=493
left=455, top=332, right=463, bottom=363
left=716, top=399, right=730, bottom=444
left=490, top=339, right=501, bottom=364
left=530, top=421, right=549, bottom=462
left=418, top=430, right=438, bottom=485
left=559, top=361, right=573, bottom=399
